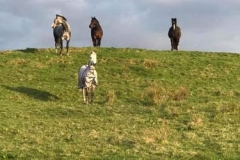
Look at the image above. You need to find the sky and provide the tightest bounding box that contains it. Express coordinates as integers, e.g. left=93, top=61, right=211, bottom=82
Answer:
left=0, top=0, right=240, bottom=53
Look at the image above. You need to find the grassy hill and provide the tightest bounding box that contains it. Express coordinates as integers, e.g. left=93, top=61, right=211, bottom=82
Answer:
left=0, top=47, right=240, bottom=159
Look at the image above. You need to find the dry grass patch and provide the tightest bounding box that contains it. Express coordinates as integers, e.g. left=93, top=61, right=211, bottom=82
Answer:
left=105, top=90, right=116, bottom=105
left=145, top=82, right=168, bottom=105
left=145, top=82, right=186, bottom=105
left=6, top=58, right=27, bottom=66
left=187, top=114, right=204, bottom=129
left=145, top=84, right=189, bottom=105
left=141, top=120, right=172, bottom=145
left=128, top=59, right=138, bottom=65
left=143, top=59, right=158, bottom=68
left=89, top=129, right=99, bottom=139
left=31, top=62, right=48, bottom=69
left=46, top=57, right=73, bottom=65
left=169, top=86, right=188, bottom=101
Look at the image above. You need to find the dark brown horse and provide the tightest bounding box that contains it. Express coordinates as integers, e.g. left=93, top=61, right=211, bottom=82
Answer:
left=168, top=18, right=181, bottom=51
left=89, top=17, right=103, bottom=47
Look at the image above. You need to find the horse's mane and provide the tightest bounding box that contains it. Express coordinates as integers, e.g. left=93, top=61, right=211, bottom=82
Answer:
left=55, top=14, right=70, bottom=32
left=92, top=17, right=100, bottom=25
left=62, top=21, right=70, bottom=32
left=56, top=14, right=67, bottom=21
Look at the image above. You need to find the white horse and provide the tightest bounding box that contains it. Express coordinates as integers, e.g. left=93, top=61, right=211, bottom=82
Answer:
left=78, top=51, right=98, bottom=104
left=51, top=14, right=71, bottom=55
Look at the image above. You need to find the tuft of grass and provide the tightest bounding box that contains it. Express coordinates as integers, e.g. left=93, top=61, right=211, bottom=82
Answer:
left=187, top=114, right=204, bottom=129
left=169, top=86, right=188, bottom=101
left=145, top=82, right=168, bottom=105
left=145, top=84, right=188, bottom=105
left=105, top=89, right=116, bottom=105
left=141, top=120, right=171, bottom=144
left=143, top=58, right=158, bottom=68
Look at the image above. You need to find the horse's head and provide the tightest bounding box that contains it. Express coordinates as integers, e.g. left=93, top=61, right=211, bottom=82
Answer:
left=51, top=14, right=67, bottom=29
left=88, top=51, right=97, bottom=66
left=171, top=18, right=177, bottom=30
left=89, top=17, right=99, bottom=29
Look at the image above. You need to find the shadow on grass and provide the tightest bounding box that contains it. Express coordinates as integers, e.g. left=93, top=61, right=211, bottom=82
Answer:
left=2, top=85, right=60, bottom=101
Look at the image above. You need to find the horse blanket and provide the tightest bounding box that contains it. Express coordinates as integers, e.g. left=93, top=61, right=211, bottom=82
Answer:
left=78, top=65, right=98, bottom=89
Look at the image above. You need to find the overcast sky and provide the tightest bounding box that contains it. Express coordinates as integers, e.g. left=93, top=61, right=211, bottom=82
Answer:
left=0, top=0, right=240, bottom=53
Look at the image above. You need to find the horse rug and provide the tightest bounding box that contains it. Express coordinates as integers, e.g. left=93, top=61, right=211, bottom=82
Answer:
left=80, top=65, right=97, bottom=88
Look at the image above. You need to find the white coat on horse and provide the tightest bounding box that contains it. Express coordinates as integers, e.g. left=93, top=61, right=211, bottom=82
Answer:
left=78, top=51, right=98, bottom=104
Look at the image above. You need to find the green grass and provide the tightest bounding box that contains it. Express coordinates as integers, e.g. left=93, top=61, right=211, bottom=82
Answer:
left=0, top=47, right=240, bottom=159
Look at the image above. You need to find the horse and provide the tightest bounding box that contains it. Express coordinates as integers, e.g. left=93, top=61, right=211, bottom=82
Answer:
left=78, top=51, right=98, bottom=104
left=89, top=17, right=103, bottom=47
left=51, top=14, right=71, bottom=55
left=168, top=18, right=181, bottom=51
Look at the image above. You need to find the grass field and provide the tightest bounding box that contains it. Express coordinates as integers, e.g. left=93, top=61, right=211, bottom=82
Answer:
left=0, top=47, right=240, bottom=159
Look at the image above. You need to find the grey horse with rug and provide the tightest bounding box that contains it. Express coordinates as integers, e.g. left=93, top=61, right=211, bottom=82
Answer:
left=51, top=14, right=71, bottom=55
left=78, top=51, right=98, bottom=104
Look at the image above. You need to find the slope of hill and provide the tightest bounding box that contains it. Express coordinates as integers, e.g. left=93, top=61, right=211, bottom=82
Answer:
left=0, top=47, right=240, bottom=159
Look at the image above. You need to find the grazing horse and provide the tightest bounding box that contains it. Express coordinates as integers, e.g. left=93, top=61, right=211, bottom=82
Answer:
left=51, top=14, right=71, bottom=55
left=78, top=51, right=98, bottom=104
left=89, top=17, right=103, bottom=47
left=168, top=18, right=181, bottom=51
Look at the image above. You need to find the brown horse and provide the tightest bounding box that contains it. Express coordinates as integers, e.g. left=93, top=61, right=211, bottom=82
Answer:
left=168, top=18, right=181, bottom=51
left=89, top=17, right=103, bottom=47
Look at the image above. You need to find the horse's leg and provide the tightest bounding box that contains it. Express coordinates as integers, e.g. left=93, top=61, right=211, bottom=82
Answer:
left=93, top=39, right=97, bottom=47
left=59, top=39, right=63, bottom=55
left=55, top=43, right=58, bottom=54
left=91, top=35, right=96, bottom=47
left=90, top=87, right=94, bottom=103
left=170, top=39, right=173, bottom=51
left=55, top=37, right=58, bottom=54
left=176, top=38, right=180, bottom=51
left=94, top=40, right=97, bottom=47
left=173, top=39, right=178, bottom=51
left=98, top=38, right=101, bottom=47
left=66, top=40, right=70, bottom=55
left=86, top=88, right=89, bottom=104
left=88, top=86, right=92, bottom=103
left=82, top=88, right=87, bottom=103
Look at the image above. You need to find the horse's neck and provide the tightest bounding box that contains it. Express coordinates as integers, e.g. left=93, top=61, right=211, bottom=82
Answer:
left=66, top=23, right=71, bottom=31
left=61, top=21, right=70, bottom=32
left=94, top=23, right=101, bottom=29
left=87, top=65, right=95, bottom=72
